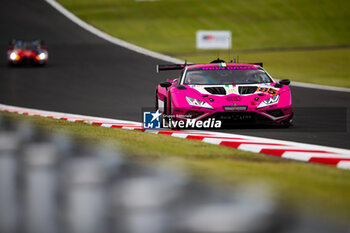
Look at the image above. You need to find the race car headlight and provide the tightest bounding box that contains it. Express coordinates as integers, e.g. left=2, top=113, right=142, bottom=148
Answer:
left=257, top=95, right=280, bottom=108
left=37, top=52, right=47, bottom=60
left=9, top=52, right=19, bottom=61
left=186, top=96, right=214, bottom=109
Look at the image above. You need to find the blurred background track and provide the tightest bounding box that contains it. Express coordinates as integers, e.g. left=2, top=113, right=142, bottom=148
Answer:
left=0, top=0, right=349, bottom=148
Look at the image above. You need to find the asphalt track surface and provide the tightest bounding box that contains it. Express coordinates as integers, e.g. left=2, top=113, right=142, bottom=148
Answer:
left=1, top=0, right=350, bottom=149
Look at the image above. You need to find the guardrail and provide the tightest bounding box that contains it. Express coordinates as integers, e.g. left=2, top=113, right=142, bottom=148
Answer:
left=0, top=114, right=345, bottom=233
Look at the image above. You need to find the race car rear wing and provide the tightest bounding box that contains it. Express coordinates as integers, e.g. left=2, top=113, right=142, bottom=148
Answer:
left=249, top=62, right=263, bottom=67
left=156, top=64, right=190, bottom=73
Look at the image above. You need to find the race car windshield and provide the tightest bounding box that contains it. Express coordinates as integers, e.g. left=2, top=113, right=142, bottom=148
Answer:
left=183, top=69, right=273, bottom=85
left=14, top=42, right=41, bottom=50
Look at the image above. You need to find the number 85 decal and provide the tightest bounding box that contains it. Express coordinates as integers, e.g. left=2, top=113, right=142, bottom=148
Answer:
left=258, top=87, right=278, bottom=95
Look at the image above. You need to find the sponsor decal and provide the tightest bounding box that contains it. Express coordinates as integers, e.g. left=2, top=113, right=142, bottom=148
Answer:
left=201, top=66, right=258, bottom=70
left=226, top=96, right=241, bottom=101
left=227, top=88, right=237, bottom=94
left=223, top=106, right=248, bottom=111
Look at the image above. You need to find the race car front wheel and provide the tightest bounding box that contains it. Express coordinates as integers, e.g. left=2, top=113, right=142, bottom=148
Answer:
left=279, top=113, right=293, bottom=128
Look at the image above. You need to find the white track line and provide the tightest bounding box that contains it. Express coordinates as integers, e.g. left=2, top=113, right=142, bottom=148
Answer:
left=44, top=0, right=183, bottom=64
left=1, top=103, right=350, bottom=170
left=44, top=0, right=350, bottom=93
left=337, top=161, right=350, bottom=169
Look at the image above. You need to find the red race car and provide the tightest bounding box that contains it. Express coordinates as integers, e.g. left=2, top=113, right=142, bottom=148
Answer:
left=7, top=40, right=48, bottom=66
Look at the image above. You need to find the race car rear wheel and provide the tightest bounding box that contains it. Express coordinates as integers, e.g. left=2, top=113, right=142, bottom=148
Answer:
left=168, top=96, right=172, bottom=116
left=155, top=91, right=165, bottom=128
left=167, top=96, right=179, bottom=129
left=155, top=91, right=159, bottom=111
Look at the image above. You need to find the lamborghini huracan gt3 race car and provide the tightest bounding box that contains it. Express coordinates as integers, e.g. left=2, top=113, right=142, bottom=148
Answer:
left=155, top=60, right=293, bottom=128
left=7, top=40, right=48, bottom=66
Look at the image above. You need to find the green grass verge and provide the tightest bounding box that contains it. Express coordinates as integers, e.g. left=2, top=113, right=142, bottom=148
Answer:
left=56, top=0, right=350, bottom=87
left=57, top=0, right=349, bottom=52
left=3, top=111, right=350, bottom=224
left=180, top=48, right=350, bottom=87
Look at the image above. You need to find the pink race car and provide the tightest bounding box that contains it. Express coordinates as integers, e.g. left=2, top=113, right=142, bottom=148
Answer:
left=155, top=59, right=293, bottom=128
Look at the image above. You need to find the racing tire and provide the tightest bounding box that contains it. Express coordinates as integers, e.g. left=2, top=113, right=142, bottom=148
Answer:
left=155, top=91, right=159, bottom=111
left=167, top=96, right=178, bottom=130
left=168, top=96, right=172, bottom=116
left=163, top=97, right=170, bottom=128
left=278, top=113, right=293, bottom=128
left=155, top=91, right=165, bottom=128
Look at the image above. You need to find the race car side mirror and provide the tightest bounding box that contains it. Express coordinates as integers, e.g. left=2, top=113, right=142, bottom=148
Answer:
left=160, top=82, right=172, bottom=88
left=279, top=79, right=290, bottom=85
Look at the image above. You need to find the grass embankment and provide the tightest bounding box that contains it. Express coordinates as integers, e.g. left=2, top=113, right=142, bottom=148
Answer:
left=183, top=49, right=350, bottom=87
left=4, top=111, right=350, bottom=223
left=57, top=0, right=350, bottom=87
